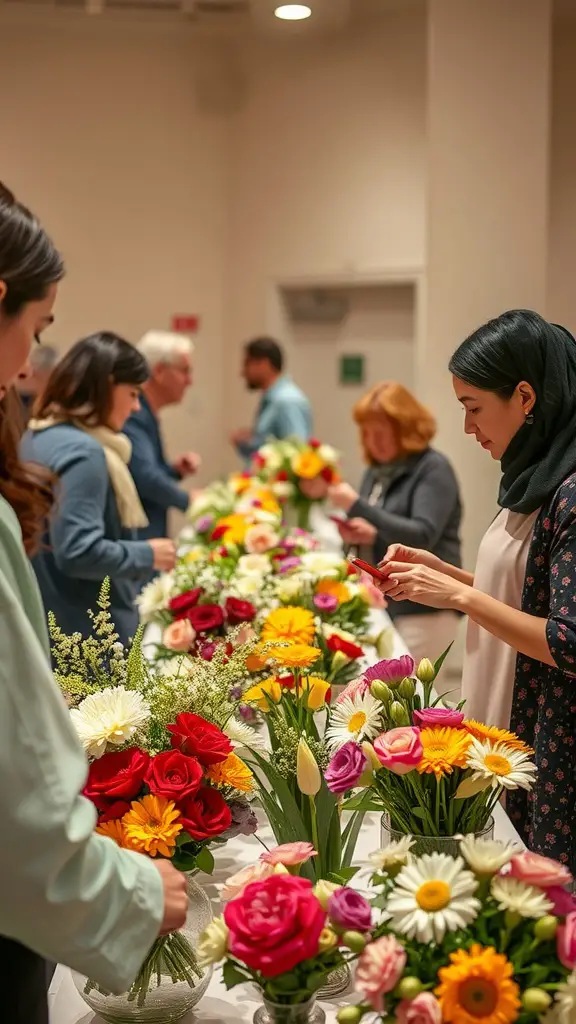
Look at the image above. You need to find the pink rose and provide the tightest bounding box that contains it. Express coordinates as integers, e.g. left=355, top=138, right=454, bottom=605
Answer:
left=260, top=842, right=318, bottom=867
left=356, top=935, right=407, bottom=1011
left=546, top=886, right=576, bottom=916
left=373, top=727, right=423, bottom=775
left=508, top=851, right=573, bottom=889
left=162, top=619, right=196, bottom=652
left=414, top=708, right=465, bottom=728
left=245, top=524, right=280, bottom=554
left=222, top=861, right=284, bottom=901
left=397, top=993, right=442, bottom=1024
left=557, top=912, right=576, bottom=970
left=336, top=676, right=371, bottom=704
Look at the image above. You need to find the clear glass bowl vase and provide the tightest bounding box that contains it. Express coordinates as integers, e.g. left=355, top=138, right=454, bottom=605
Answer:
left=380, top=814, right=495, bottom=858
left=72, top=874, right=213, bottom=1023
left=254, top=996, right=326, bottom=1024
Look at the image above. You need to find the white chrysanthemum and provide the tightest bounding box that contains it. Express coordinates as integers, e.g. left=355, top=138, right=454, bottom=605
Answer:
left=300, top=551, right=344, bottom=578
left=387, top=853, right=480, bottom=944
left=236, top=553, right=273, bottom=578
left=274, top=576, right=305, bottom=602
left=197, top=916, right=229, bottom=969
left=228, top=575, right=264, bottom=600
left=325, top=691, right=382, bottom=751
left=466, top=737, right=537, bottom=791
left=370, top=836, right=415, bottom=872
left=555, top=972, right=576, bottom=1024
left=459, top=835, right=521, bottom=876
left=223, top=717, right=264, bottom=749
left=136, top=573, right=174, bottom=622
left=258, top=443, right=283, bottom=471
left=490, top=875, right=554, bottom=919
left=70, top=687, right=150, bottom=758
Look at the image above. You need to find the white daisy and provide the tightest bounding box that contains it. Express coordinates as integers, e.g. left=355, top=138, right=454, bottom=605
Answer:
left=459, top=835, right=521, bottom=876
left=223, top=717, right=264, bottom=750
left=136, top=573, right=174, bottom=622
left=70, top=687, right=150, bottom=759
left=236, top=553, right=273, bottom=578
left=386, top=853, right=480, bottom=944
left=490, top=875, right=554, bottom=919
left=369, top=836, right=415, bottom=872
left=325, top=691, right=382, bottom=751
left=466, top=737, right=537, bottom=791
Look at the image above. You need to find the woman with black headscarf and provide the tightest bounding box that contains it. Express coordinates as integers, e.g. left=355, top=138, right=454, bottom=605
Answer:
left=377, top=309, right=576, bottom=871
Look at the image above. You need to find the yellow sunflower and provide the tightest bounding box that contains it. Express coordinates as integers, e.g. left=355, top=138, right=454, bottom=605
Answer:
left=292, top=450, right=324, bottom=479
left=418, top=726, right=472, bottom=779
left=316, top=579, right=351, bottom=605
left=214, top=513, right=249, bottom=545
left=464, top=719, right=534, bottom=754
left=262, top=606, right=316, bottom=646
left=96, top=818, right=127, bottom=846
left=436, top=944, right=521, bottom=1024
left=242, top=677, right=283, bottom=711
left=206, top=752, right=254, bottom=793
left=268, top=643, right=322, bottom=669
left=122, top=795, right=182, bottom=858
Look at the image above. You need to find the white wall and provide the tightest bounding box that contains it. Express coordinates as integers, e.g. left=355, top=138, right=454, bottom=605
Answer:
left=547, top=22, right=576, bottom=330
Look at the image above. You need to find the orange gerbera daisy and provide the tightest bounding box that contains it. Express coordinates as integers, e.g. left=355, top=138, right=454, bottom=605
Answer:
left=268, top=643, right=322, bottom=670
left=122, top=795, right=182, bottom=858
left=262, top=606, right=316, bottom=646
left=418, top=726, right=472, bottom=779
left=316, top=579, right=351, bottom=605
left=436, top=944, right=520, bottom=1024
left=96, top=818, right=127, bottom=846
left=206, top=752, right=254, bottom=792
left=464, top=719, right=534, bottom=754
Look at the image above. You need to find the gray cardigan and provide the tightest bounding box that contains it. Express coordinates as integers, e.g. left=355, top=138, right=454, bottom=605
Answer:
left=348, top=448, right=462, bottom=619
left=22, top=424, right=154, bottom=646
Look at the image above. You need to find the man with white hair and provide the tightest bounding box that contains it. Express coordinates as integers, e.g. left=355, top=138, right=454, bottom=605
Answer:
left=124, top=330, right=200, bottom=539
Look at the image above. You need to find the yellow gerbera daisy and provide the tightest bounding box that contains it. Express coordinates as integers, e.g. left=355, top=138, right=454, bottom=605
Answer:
left=122, top=795, right=182, bottom=858
left=316, top=579, right=351, bottom=605
left=206, top=752, right=254, bottom=793
left=229, top=472, right=254, bottom=495
left=436, top=944, right=521, bottom=1024
left=464, top=719, right=534, bottom=754
left=262, top=606, right=316, bottom=646
left=418, top=726, right=472, bottom=779
left=96, top=818, right=127, bottom=846
left=292, top=450, right=324, bottom=479
left=243, top=677, right=283, bottom=711
left=268, top=644, right=322, bottom=670
left=214, top=514, right=248, bottom=545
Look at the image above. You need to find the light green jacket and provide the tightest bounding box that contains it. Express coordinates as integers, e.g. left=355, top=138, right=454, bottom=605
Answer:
left=0, top=495, right=164, bottom=991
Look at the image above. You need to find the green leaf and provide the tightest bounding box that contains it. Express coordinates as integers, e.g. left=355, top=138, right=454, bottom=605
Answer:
left=171, top=850, right=201, bottom=872
left=328, top=866, right=359, bottom=884
left=222, top=962, right=250, bottom=990
left=433, top=643, right=453, bottom=679
left=195, top=846, right=215, bottom=875
left=342, top=792, right=382, bottom=812
left=342, top=809, right=365, bottom=868
left=411, top=807, right=426, bottom=819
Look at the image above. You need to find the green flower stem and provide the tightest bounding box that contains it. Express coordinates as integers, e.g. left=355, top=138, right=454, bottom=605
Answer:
left=309, top=796, right=320, bottom=872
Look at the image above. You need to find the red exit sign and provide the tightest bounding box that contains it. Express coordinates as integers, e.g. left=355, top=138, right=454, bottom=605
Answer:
left=171, top=314, right=199, bottom=334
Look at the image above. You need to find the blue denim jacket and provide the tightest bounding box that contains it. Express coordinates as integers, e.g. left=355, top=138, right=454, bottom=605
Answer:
left=236, top=375, right=312, bottom=462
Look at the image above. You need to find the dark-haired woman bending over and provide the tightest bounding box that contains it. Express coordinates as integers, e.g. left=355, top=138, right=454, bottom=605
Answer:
left=378, top=310, right=576, bottom=872
left=23, top=332, right=176, bottom=644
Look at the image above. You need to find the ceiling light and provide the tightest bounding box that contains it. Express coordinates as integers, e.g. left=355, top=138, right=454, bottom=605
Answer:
left=274, top=4, right=312, bottom=20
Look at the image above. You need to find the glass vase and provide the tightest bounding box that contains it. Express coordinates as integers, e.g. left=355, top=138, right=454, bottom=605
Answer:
left=380, top=814, right=495, bottom=858
left=254, top=996, right=326, bottom=1024
left=72, top=874, right=213, bottom=1023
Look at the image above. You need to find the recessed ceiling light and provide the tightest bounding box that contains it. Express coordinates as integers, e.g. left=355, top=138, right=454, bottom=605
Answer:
left=274, top=4, right=312, bottom=20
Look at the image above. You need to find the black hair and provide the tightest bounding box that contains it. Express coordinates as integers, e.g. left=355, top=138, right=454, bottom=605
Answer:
left=35, top=331, right=149, bottom=426
left=245, top=336, right=284, bottom=372
left=0, top=182, right=64, bottom=316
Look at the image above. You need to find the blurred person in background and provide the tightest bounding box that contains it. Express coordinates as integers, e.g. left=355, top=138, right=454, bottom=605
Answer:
left=0, top=185, right=186, bottom=1024
left=230, top=336, right=312, bottom=462
left=15, top=343, right=59, bottom=421
left=124, top=330, right=200, bottom=539
left=377, top=311, right=576, bottom=872
left=23, top=332, right=176, bottom=645
left=328, top=380, right=462, bottom=663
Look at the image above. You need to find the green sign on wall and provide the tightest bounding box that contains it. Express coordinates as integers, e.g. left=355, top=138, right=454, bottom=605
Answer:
left=339, top=354, right=365, bottom=385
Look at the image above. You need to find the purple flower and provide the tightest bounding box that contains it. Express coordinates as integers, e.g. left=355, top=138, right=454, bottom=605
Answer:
left=195, top=514, right=214, bottom=533
left=364, top=655, right=415, bottom=685
left=314, top=593, right=339, bottom=613
left=328, top=887, right=372, bottom=932
left=325, top=742, right=367, bottom=794
left=229, top=685, right=243, bottom=700
left=221, top=799, right=258, bottom=839
left=277, top=556, right=302, bottom=574
left=239, top=703, right=258, bottom=723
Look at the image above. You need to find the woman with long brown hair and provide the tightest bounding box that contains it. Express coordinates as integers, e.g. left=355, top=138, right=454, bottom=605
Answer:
left=0, top=184, right=187, bottom=1023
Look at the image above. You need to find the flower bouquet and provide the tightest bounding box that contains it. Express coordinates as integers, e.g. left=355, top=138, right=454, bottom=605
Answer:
left=198, top=862, right=375, bottom=1024
left=337, top=837, right=576, bottom=1024
left=323, top=652, right=537, bottom=852
left=252, top=438, right=341, bottom=530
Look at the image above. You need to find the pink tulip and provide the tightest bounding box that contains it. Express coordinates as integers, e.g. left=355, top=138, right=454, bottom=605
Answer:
left=260, top=842, right=318, bottom=867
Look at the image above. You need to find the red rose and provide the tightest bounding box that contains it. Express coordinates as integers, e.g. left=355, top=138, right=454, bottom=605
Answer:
left=224, top=875, right=325, bottom=977
left=320, top=465, right=335, bottom=483
left=98, top=800, right=132, bottom=823
left=146, top=750, right=203, bottom=800
left=276, top=470, right=289, bottom=482
left=84, top=747, right=150, bottom=813
left=169, top=588, right=202, bottom=619
left=252, top=454, right=266, bottom=469
left=225, top=597, right=257, bottom=626
left=187, top=604, right=225, bottom=633
left=327, top=633, right=364, bottom=660
left=210, top=524, right=229, bottom=542
left=178, top=786, right=232, bottom=840
left=308, top=438, right=321, bottom=449
left=168, top=712, right=233, bottom=765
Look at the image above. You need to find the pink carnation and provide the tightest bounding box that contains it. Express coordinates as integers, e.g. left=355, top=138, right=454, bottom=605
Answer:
left=336, top=676, right=370, bottom=704
left=508, top=851, right=573, bottom=889
left=356, top=935, right=407, bottom=1012
left=260, top=842, right=318, bottom=867
left=397, top=993, right=442, bottom=1024
left=414, top=708, right=465, bottom=728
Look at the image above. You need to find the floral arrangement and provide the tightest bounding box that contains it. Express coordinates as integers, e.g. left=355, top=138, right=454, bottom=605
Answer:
left=337, top=836, right=576, bottom=1024
left=323, top=652, right=538, bottom=841
left=252, top=437, right=341, bottom=529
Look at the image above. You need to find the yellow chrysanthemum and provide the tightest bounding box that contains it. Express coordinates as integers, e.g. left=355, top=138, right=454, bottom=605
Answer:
left=300, top=676, right=331, bottom=711
left=292, top=450, right=324, bottom=479
left=436, top=944, right=521, bottom=1024
left=206, top=752, right=254, bottom=793
left=418, top=726, right=472, bottom=779
left=96, top=818, right=127, bottom=846
left=262, top=606, right=316, bottom=645
left=316, top=579, right=351, bottom=605
left=216, top=513, right=249, bottom=545
left=268, top=644, right=322, bottom=670
left=243, top=677, right=283, bottom=711
left=464, top=719, right=534, bottom=754
left=122, top=795, right=182, bottom=858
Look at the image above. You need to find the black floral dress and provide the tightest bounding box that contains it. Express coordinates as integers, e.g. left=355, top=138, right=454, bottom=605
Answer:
left=508, top=474, right=576, bottom=872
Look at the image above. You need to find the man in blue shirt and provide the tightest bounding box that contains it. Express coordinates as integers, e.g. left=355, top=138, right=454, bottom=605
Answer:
left=124, top=331, right=201, bottom=539
left=230, top=336, right=312, bottom=462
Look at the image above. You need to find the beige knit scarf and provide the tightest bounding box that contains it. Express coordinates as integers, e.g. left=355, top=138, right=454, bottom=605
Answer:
left=29, top=417, right=149, bottom=530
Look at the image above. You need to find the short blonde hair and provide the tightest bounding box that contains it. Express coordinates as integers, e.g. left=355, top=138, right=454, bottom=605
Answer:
left=137, top=330, right=194, bottom=368
left=353, top=381, right=436, bottom=461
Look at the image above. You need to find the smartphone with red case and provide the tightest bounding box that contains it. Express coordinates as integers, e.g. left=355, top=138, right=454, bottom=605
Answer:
left=349, top=557, right=389, bottom=582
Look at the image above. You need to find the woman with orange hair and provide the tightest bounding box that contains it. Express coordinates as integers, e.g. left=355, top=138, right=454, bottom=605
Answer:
left=328, top=380, right=462, bottom=662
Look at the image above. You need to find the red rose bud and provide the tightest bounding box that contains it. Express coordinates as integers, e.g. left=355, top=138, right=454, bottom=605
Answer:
left=276, top=470, right=289, bottom=481
left=253, top=454, right=266, bottom=469
left=309, top=438, right=321, bottom=449
left=320, top=466, right=334, bottom=483
left=186, top=604, right=225, bottom=633
left=168, top=712, right=233, bottom=765
left=178, top=785, right=232, bottom=840
left=169, top=588, right=202, bottom=618
left=327, top=634, right=364, bottom=660
left=145, top=749, right=203, bottom=801
left=225, top=597, right=257, bottom=625
left=210, top=524, right=229, bottom=542
left=219, top=546, right=229, bottom=557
